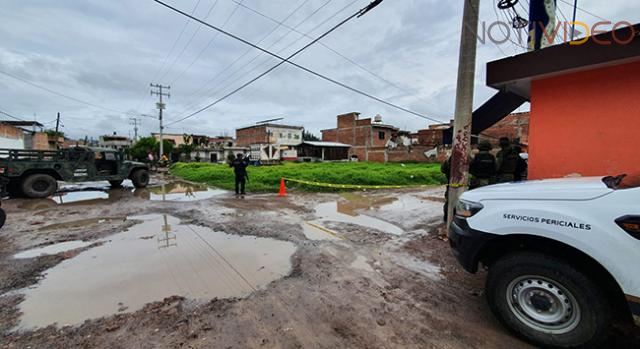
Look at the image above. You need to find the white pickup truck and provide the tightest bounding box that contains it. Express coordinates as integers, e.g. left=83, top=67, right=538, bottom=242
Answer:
left=448, top=174, right=640, bottom=348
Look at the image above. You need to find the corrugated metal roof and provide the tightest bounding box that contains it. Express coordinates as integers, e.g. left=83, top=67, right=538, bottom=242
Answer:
left=302, top=141, right=351, bottom=148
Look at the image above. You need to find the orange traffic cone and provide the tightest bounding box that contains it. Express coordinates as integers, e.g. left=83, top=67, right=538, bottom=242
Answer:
left=278, top=178, right=287, bottom=197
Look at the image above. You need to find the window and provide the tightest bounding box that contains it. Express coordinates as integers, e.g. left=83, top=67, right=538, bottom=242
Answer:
left=288, top=133, right=292, bottom=139
left=378, top=131, right=386, bottom=140
left=280, top=133, right=285, bottom=138
left=294, top=134, right=300, bottom=140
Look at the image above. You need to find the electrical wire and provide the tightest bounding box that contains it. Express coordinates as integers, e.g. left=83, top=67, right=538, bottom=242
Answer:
left=168, top=0, right=244, bottom=85
left=173, top=0, right=334, bottom=117
left=133, top=0, right=204, bottom=113
left=150, top=0, right=445, bottom=127
left=558, top=0, right=607, bottom=21
left=232, top=0, right=409, bottom=95
left=0, top=108, right=26, bottom=121
left=0, top=69, right=156, bottom=120
left=158, top=0, right=221, bottom=82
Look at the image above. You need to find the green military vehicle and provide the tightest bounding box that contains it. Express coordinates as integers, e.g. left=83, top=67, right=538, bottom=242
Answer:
left=0, top=147, right=150, bottom=198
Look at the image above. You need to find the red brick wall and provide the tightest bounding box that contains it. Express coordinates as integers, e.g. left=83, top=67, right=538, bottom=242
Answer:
left=337, top=113, right=358, bottom=128
left=236, top=126, right=268, bottom=146
left=322, top=129, right=337, bottom=142
left=32, top=133, right=50, bottom=150
left=417, top=129, right=444, bottom=147
left=480, top=112, right=529, bottom=146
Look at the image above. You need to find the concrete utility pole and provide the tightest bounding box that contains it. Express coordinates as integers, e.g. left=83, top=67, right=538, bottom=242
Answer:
left=447, top=0, right=480, bottom=230
left=55, top=112, right=61, bottom=134
left=150, top=83, right=170, bottom=160
left=129, top=117, right=141, bottom=141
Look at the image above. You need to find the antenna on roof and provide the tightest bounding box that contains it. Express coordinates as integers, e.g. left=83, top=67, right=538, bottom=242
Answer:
left=256, top=117, right=284, bottom=125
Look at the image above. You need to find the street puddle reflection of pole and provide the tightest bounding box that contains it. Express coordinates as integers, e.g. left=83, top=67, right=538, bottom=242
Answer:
left=157, top=214, right=177, bottom=249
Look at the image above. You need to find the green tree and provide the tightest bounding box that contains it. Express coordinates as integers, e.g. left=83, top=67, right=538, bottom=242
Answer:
left=302, top=130, right=320, bottom=141
left=128, top=137, right=174, bottom=161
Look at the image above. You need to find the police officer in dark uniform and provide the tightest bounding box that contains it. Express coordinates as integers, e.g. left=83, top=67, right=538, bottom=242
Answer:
left=496, top=137, right=519, bottom=183
left=229, top=153, right=250, bottom=196
left=470, top=141, right=497, bottom=189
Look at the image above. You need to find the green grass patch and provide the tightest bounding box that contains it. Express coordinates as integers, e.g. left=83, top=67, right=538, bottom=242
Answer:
left=170, top=162, right=446, bottom=192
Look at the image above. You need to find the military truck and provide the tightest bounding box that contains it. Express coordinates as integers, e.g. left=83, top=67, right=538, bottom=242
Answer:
left=0, top=147, right=150, bottom=198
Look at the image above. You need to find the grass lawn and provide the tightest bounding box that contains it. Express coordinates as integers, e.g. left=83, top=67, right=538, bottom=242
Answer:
left=170, top=162, right=446, bottom=192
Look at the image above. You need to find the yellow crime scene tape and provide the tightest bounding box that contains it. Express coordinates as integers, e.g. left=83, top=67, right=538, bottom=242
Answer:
left=305, top=222, right=344, bottom=240
left=282, top=177, right=435, bottom=190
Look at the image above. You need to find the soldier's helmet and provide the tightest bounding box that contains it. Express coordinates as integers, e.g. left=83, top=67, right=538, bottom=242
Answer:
left=478, top=141, right=492, bottom=151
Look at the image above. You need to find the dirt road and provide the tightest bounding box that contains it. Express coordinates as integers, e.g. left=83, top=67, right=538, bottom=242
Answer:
left=0, top=177, right=636, bottom=348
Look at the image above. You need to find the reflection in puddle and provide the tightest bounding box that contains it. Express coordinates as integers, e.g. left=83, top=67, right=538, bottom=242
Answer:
left=13, top=241, right=93, bottom=259
left=314, top=201, right=404, bottom=235
left=52, top=191, right=109, bottom=204
left=141, top=181, right=226, bottom=202
left=13, top=181, right=226, bottom=209
left=17, top=214, right=295, bottom=329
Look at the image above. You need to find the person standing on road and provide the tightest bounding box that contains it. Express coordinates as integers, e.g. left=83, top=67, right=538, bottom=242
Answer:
left=496, top=137, right=518, bottom=183
left=230, top=153, right=250, bottom=196
left=469, top=141, right=497, bottom=189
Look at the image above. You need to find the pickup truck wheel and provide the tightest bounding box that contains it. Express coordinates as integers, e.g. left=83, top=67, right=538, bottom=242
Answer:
left=109, top=180, right=124, bottom=188
left=21, top=174, right=58, bottom=198
left=486, top=252, right=611, bottom=348
left=130, top=169, right=150, bottom=188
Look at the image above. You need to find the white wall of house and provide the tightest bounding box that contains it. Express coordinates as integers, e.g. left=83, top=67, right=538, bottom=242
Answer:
left=266, top=127, right=302, bottom=146
left=0, top=136, right=25, bottom=149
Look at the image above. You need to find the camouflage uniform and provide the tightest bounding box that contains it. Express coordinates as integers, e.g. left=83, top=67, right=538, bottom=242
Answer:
left=470, top=141, right=496, bottom=189
left=496, top=138, right=519, bottom=183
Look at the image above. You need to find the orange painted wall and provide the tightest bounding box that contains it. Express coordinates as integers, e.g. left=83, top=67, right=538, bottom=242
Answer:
left=528, top=61, right=640, bottom=179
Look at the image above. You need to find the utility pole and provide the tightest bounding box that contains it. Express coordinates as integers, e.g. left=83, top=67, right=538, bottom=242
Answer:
left=55, top=112, right=61, bottom=134
left=447, top=0, right=480, bottom=230
left=55, top=112, right=61, bottom=149
left=129, top=117, right=142, bottom=141
left=150, top=83, right=170, bottom=160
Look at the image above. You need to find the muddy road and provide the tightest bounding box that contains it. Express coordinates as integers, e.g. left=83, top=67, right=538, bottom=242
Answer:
left=0, top=176, right=636, bottom=348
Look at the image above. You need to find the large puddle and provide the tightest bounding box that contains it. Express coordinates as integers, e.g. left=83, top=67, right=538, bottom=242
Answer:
left=17, top=214, right=296, bottom=329
left=145, top=181, right=226, bottom=201
left=313, top=201, right=404, bottom=236
left=14, top=181, right=226, bottom=209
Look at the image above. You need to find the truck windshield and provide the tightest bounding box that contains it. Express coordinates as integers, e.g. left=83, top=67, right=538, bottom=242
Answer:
left=603, top=173, right=640, bottom=189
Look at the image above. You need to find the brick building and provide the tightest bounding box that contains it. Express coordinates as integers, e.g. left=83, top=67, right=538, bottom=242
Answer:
left=321, top=112, right=400, bottom=162
left=235, top=123, right=303, bottom=162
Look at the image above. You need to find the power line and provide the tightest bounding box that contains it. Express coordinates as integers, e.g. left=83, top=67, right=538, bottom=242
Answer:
left=152, top=0, right=444, bottom=127
left=132, top=0, right=204, bottom=114
left=0, top=108, right=26, bottom=121
left=173, top=0, right=338, bottom=119
left=160, top=0, right=222, bottom=82
left=558, top=0, right=607, bottom=21
left=232, top=0, right=409, bottom=95
left=0, top=69, right=156, bottom=120
left=168, top=0, right=244, bottom=85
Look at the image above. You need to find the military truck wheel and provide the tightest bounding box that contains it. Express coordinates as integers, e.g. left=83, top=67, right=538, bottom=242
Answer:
left=0, top=208, right=6, bottom=229
left=131, top=169, right=150, bottom=188
left=21, top=174, right=58, bottom=198
left=109, top=180, right=124, bottom=188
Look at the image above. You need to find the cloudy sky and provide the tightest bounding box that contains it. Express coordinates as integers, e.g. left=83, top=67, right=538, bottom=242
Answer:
left=0, top=0, right=637, bottom=140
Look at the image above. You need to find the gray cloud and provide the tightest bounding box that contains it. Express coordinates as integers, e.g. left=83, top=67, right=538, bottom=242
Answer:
left=0, top=0, right=635, bottom=139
